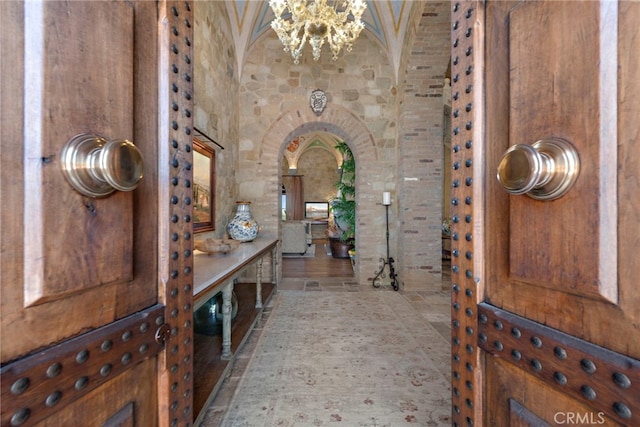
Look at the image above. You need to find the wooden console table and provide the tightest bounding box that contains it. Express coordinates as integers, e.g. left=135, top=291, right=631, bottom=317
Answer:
left=192, top=237, right=278, bottom=424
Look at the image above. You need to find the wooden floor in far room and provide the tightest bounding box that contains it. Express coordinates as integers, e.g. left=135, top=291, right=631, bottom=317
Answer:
left=282, top=238, right=354, bottom=278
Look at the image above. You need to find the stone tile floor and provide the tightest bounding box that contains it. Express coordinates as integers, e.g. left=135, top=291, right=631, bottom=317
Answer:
left=198, top=265, right=452, bottom=426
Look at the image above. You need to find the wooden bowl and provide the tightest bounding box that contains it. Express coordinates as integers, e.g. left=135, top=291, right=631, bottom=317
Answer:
left=194, top=238, right=240, bottom=255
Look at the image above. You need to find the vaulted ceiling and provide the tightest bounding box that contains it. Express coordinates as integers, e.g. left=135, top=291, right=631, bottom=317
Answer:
left=224, top=1, right=417, bottom=81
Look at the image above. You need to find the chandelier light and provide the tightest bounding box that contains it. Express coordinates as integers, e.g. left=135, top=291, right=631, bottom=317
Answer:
left=269, top=0, right=367, bottom=64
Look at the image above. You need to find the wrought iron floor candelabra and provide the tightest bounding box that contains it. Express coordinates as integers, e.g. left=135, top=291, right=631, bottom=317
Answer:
left=372, top=202, right=399, bottom=291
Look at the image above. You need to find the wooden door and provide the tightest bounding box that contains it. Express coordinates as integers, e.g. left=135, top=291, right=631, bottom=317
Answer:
left=449, top=1, right=640, bottom=425
left=1, top=1, right=194, bottom=425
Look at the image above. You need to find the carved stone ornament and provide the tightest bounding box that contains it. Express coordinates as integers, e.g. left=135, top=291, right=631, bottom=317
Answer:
left=310, top=89, right=327, bottom=116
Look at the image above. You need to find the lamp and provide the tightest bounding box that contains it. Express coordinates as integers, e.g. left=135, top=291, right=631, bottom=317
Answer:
left=269, top=0, right=367, bottom=64
left=373, top=191, right=399, bottom=291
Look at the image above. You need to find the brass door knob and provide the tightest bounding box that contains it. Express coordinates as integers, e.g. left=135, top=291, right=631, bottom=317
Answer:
left=496, top=138, right=580, bottom=201
left=61, top=133, right=144, bottom=198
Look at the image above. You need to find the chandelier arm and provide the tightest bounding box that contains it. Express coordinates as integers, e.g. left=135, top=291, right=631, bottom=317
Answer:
left=292, top=31, right=309, bottom=63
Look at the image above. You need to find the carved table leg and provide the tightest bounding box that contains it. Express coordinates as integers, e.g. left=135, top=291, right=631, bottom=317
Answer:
left=255, top=257, right=263, bottom=309
left=220, top=281, right=234, bottom=360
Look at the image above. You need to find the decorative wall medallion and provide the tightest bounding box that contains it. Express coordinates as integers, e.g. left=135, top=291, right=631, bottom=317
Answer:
left=310, top=89, right=327, bottom=116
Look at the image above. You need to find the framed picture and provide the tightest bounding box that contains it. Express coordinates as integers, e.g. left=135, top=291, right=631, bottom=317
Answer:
left=193, top=137, right=215, bottom=232
left=305, top=201, right=329, bottom=219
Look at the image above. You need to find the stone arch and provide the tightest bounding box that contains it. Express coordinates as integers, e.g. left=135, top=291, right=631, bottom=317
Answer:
left=264, top=104, right=376, bottom=161
left=260, top=103, right=377, bottom=283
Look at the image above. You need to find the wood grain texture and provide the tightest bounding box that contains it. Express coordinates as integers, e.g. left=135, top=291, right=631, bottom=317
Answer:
left=0, top=306, right=164, bottom=427
left=479, top=304, right=639, bottom=425
left=1, top=1, right=180, bottom=426
left=617, top=1, right=640, bottom=351
left=156, top=1, right=196, bottom=425
left=23, top=1, right=135, bottom=305
left=484, top=0, right=640, bottom=361
left=486, top=358, right=621, bottom=427
left=507, top=0, right=616, bottom=302
left=478, top=1, right=639, bottom=425
left=1, top=0, right=160, bottom=363
left=449, top=1, right=485, bottom=426
left=37, top=359, right=158, bottom=427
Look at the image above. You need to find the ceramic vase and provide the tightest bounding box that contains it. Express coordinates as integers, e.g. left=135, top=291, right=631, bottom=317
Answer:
left=227, top=201, right=259, bottom=242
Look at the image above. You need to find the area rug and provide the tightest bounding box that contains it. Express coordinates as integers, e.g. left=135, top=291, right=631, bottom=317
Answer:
left=221, top=291, right=451, bottom=426
left=282, top=244, right=316, bottom=258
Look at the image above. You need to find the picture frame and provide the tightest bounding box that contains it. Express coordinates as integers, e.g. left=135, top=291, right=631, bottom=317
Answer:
left=193, top=137, right=215, bottom=233
left=305, top=201, right=329, bottom=219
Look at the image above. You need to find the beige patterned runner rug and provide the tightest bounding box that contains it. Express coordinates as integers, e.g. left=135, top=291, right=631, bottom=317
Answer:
left=221, top=291, right=451, bottom=426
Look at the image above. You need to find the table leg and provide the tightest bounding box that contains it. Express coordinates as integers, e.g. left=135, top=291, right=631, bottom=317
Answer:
left=272, top=245, right=279, bottom=286
left=220, top=281, right=234, bottom=360
left=255, top=257, right=263, bottom=309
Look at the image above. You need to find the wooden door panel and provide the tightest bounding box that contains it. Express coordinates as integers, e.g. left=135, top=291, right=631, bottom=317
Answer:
left=25, top=0, right=135, bottom=306
left=508, top=399, right=550, bottom=427
left=507, top=1, right=616, bottom=303
left=2, top=0, right=196, bottom=425
left=617, top=0, right=640, bottom=353
left=485, top=0, right=639, bottom=359
left=450, top=0, right=640, bottom=425
left=0, top=305, right=165, bottom=426
left=479, top=303, right=640, bottom=425
left=486, top=358, right=622, bottom=427
left=2, top=0, right=156, bottom=363
left=36, top=359, right=157, bottom=427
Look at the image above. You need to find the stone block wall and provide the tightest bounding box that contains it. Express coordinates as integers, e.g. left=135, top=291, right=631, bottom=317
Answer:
left=236, top=31, right=396, bottom=284
left=297, top=148, right=339, bottom=205
left=193, top=3, right=278, bottom=284
left=192, top=2, right=451, bottom=291
left=193, top=1, right=240, bottom=238
left=397, top=2, right=451, bottom=290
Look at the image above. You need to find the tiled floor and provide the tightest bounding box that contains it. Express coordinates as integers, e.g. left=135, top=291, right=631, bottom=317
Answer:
left=198, top=263, right=452, bottom=426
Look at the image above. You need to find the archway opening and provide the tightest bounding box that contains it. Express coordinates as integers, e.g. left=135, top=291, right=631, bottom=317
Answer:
left=257, top=105, right=376, bottom=284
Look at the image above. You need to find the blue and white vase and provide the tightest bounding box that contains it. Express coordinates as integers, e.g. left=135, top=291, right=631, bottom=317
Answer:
left=227, top=201, right=259, bottom=242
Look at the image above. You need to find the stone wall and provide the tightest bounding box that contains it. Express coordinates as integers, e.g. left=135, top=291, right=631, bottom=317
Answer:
left=280, top=147, right=337, bottom=206
left=297, top=148, right=339, bottom=205
left=396, top=2, right=451, bottom=290
left=193, top=2, right=451, bottom=290
left=237, top=28, right=396, bottom=284
left=193, top=1, right=239, bottom=238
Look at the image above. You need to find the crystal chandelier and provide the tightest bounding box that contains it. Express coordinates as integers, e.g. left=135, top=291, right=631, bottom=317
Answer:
left=269, top=0, right=367, bottom=64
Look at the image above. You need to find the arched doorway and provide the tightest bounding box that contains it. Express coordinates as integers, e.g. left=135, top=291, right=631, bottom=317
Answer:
left=258, top=104, right=377, bottom=284
left=280, top=132, right=342, bottom=222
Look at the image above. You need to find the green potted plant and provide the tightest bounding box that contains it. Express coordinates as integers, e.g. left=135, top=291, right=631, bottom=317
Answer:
left=327, top=141, right=355, bottom=258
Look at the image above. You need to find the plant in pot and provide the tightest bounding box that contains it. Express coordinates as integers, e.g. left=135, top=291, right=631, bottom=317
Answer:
left=327, top=141, right=355, bottom=259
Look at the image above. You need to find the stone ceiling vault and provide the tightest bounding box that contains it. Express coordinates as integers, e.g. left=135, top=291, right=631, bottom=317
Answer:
left=224, top=0, right=416, bottom=82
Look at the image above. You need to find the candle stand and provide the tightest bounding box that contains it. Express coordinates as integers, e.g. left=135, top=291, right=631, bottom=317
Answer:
left=372, top=199, right=399, bottom=291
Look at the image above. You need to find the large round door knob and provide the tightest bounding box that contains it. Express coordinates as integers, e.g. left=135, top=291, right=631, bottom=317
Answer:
left=61, top=133, right=144, bottom=198
left=496, top=138, right=580, bottom=201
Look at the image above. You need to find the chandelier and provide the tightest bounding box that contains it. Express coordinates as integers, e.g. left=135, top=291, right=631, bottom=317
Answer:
left=269, top=0, right=367, bottom=64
